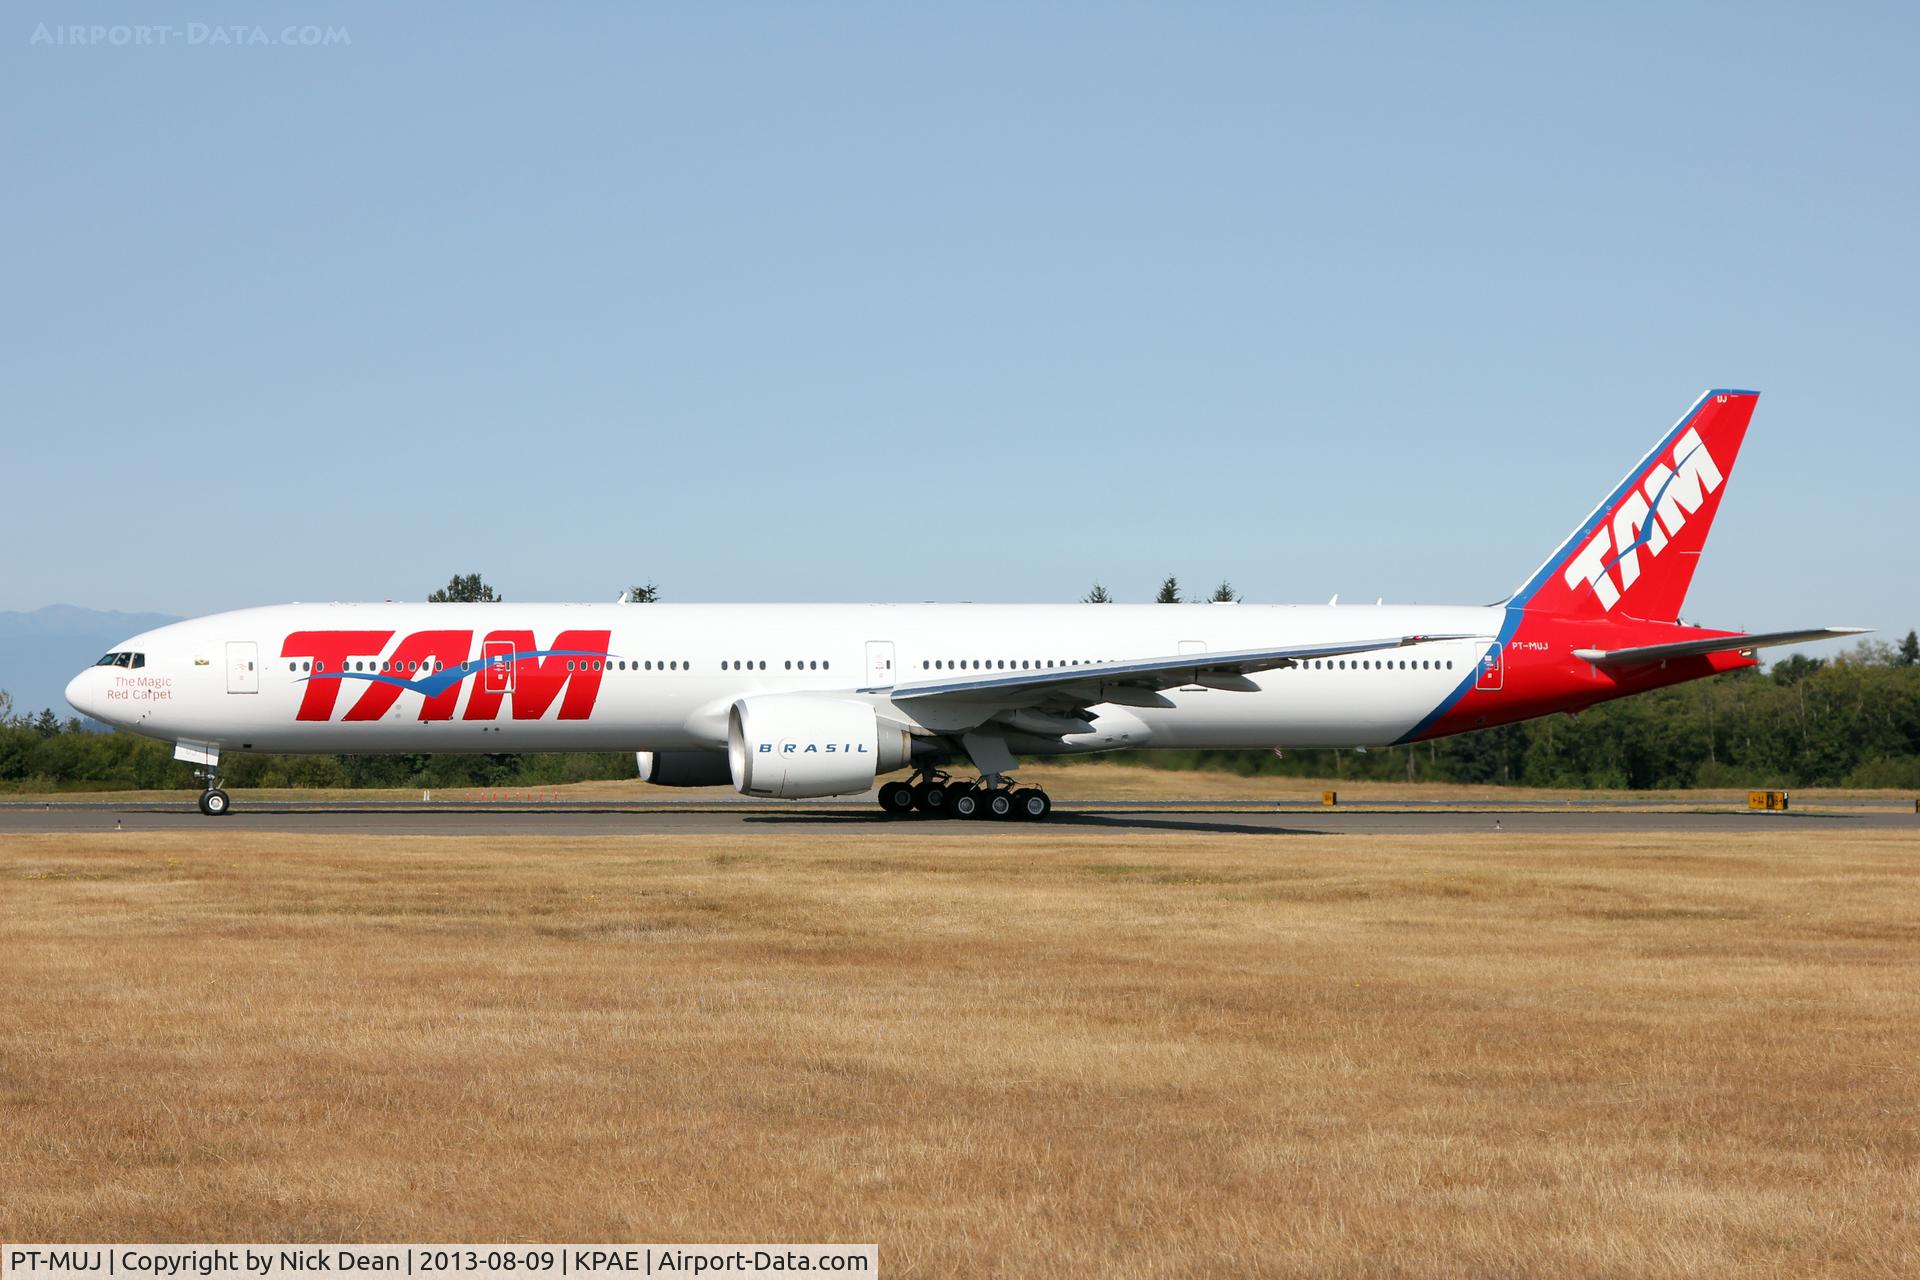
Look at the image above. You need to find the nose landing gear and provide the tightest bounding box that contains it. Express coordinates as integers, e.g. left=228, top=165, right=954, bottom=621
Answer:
left=192, top=765, right=232, bottom=817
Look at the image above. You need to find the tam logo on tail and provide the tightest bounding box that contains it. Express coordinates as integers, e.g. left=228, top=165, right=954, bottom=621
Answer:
left=1561, top=423, right=1724, bottom=611
left=1513, top=390, right=1758, bottom=622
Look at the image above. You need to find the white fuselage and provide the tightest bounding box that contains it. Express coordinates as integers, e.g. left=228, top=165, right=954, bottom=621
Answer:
left=67, top=601, right=1501, bottom=756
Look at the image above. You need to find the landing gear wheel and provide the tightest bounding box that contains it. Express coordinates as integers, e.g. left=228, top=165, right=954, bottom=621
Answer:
left=1012, top=787, right=1052, bottom=821
left=985, top=789, right=1015, bottom=820
left=877, top=781, right=916, bottom=815
left=199, top=789, right=231, bottom=817
left=943, top=780, right=975, bottom=815
left=952, top=788, right=983, bottom=820
left=914, top=782, right=950, bottom=816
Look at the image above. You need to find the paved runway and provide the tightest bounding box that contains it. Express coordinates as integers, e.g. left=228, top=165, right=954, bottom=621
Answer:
left=1, top=801, right=1911, bottom=836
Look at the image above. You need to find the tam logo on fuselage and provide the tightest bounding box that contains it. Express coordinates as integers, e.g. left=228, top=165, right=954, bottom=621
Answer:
left=280, top=629, right=612, bottom=722
left=1561, top=426, right=1722, bottom=611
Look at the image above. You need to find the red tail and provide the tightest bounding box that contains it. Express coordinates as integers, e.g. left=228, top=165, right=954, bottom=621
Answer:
left=1510, top=390, right=1757, bottom=622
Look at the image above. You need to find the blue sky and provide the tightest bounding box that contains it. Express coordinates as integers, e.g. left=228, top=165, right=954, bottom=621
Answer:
left=3, top=3, right=1913, bottom=649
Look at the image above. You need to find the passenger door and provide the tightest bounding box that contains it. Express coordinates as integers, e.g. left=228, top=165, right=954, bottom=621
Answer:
left=1476, top=643, right=1504, bottom=691
left=865, top=641, right=895, bottom=687
left=226, top=641, right=259, bottom=694
left=481, top=637, right=517, bottom=695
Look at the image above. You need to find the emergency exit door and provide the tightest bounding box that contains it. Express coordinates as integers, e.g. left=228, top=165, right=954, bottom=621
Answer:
left=1178, top=639, right=1207, bottom=691
left=226, top=641, right=259, bottom=694
left=865, top=641, right=895, bottom=687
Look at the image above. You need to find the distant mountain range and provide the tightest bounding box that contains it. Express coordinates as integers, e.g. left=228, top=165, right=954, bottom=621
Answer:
left=0, top=606, right=182, bottom=722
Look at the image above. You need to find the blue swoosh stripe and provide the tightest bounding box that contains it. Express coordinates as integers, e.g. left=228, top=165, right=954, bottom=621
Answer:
left=1600, top=441, right=1697, bottom=577
left=297, top=648, right=615, bottom=699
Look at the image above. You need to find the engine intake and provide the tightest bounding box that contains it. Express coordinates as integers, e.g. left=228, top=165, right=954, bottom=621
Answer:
left=727, top=695, right=912, bottom=799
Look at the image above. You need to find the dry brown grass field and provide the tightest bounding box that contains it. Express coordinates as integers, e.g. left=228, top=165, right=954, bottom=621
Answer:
left=3, top=826, right=1917, bottom=1277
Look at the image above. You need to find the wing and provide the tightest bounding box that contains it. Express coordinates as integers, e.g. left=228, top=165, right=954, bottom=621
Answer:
left=864, top=633, right=1476, bottom=715
left=1571, top=627, right=1870, bottom=667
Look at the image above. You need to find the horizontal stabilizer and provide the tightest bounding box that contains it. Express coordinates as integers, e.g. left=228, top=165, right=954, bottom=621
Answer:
left=1571, top=627, right=1871, bottom=667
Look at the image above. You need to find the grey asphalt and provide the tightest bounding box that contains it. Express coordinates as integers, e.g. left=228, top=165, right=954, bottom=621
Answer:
left=1, top=801, right=1912, bottom=836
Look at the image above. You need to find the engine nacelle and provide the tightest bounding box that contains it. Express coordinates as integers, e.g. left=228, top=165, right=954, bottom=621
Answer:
left=727, top=695, right=912, bottom=799
left=635, top=750, right=733, bottom=787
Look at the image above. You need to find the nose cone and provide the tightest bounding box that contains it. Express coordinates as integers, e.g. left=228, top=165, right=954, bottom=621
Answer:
left=65, top=669, right=101, bottom=721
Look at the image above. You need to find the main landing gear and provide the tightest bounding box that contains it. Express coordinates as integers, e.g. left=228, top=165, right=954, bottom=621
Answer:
left=876, top=772, right=1052, bottom=821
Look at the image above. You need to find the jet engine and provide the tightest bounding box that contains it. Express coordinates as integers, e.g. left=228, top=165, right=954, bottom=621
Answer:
left=727, top=695, right=913, bottom=799
left=635, top=750, right=733, bottom=787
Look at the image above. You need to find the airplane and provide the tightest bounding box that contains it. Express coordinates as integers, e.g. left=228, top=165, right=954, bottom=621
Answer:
left=66, top=389, right=1864, bottom=820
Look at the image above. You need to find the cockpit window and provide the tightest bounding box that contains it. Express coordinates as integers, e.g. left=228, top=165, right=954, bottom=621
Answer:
left=94, top=652, right=144, bottom=668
